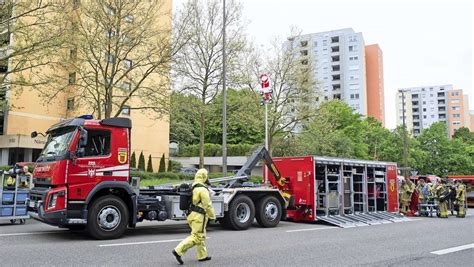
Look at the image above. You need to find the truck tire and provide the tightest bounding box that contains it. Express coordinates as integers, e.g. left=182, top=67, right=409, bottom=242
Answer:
left=223, top=194, right=255, bottom=230
left=86, top=195, right=129, bottom=240
left=255, top=196, right=282, bottom=228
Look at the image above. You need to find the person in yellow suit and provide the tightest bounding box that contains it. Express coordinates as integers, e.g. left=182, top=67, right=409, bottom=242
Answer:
left=434, top=179, right=449, bottom=218
left=399, top=177, right=415, bottom=214
left=455, top=180, right=466, bottom=218
left=173, top=169, right=216, bottom=264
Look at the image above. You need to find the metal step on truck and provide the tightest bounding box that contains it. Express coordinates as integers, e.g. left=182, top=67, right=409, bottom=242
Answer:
left=28, top=116, right=292, bottom=239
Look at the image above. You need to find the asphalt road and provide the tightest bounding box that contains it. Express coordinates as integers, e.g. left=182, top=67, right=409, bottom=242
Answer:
left=0, top=213, right=473, bottom=267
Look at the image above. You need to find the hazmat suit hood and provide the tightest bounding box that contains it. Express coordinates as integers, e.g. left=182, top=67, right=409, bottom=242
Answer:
left=194, top=169, right=210, bottom=186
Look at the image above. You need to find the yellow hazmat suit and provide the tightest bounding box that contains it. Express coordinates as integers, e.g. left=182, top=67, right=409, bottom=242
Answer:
left=434, top=183, right=448, bottom=218
left=399, top=179, right=415, bottom=214
left=455, top=182, right=466, bottom=218
left=175, top=169, right=216, bottom=261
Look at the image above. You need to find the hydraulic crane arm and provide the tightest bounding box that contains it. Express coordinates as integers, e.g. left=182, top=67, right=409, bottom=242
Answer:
left=227, top=146, right=286, bottom=188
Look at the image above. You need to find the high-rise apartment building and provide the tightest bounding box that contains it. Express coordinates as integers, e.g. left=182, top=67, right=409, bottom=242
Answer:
left=0, top=1, right=171, bottom=166
left=365, top=44, right=385, bottom=126
left=396, top=85, right=469, bottom=137
left=289, top=28, right=385, bottom=125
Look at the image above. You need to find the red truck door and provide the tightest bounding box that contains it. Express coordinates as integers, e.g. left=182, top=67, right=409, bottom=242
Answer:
left=67, top=127, right=128, bottom=200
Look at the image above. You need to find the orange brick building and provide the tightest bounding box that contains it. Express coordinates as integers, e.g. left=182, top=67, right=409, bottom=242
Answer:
left=365, top=44, right=385, bottom=126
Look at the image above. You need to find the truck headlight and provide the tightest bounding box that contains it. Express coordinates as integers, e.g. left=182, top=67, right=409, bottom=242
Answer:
left=48, top=193, right=58, bottom=209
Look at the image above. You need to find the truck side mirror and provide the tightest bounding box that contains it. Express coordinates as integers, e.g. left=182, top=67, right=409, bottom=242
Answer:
left=31, top=131, right=38, bottom=138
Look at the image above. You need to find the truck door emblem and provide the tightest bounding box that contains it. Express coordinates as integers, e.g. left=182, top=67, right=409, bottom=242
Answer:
left=390, top=179, right=395, bottom=192
left=118, top=148, right=128, bottom=164
left=88, top=169, right=95, bottom=178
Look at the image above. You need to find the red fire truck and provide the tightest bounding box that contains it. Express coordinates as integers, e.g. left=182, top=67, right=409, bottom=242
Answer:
left=28, top=116, right=404, bottom=239
left=28, top=116, right=292, bottom=239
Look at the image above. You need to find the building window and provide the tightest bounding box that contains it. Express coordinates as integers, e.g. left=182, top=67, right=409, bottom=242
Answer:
left=301, top=59, right=308, bottom=65
left=331, top=36, right=339, bottom=43
left=106, top=6, right=116, bottom=16
left=72, top=0, right=80, bottom=9
left=452, top=106, right=460, bottom=111
left=349, top=75, right=359, bottom=80
left=452, top=92, right=459, bottom=96
left=124, top=59, right=132, bottom=69
left=451, top=99, right=460, bottom=103
left=106, top=53, right=115, bottom=63
left=300, top=41, right=308, bottom=47
left=124, top=15, right=134, bottom=23
left=349, top=45, right=357, bottom=52
left=121, top=105, right=130, bottom=115
left=121, top=82, right=131, bottom=91
left=107, top=29, right=116, bottom=38
left=68, top=72, right=76, bottom=85
left=452, top=121, right=461, bottom=126
left=422, top=108, right=426, bottom=112
left=313, top=41, right=318, bottom=47
left=350, top=93, right=359, bottom=100
left=70, top=48, right=77, bottom=60
left=431, top=115, right=435, bottom=118
left=349, top=56, right=359, bottom=61
left=349, top=36, right=357, bottom=42
left=423, top=115, right=427, bottom=119
left=67, top=98, right=74, bottom=110
left=348, top=65, right=359, bottom=70
left=437, top=92, right=445, bottom=97
left=453, top=114, right=460, bottom=118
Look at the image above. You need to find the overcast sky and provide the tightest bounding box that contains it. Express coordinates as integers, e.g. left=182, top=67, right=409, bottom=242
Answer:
left=174, top=0, right=473, bottom=129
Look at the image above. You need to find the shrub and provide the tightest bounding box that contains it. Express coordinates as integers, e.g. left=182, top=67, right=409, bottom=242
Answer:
left=158, top=154, right=166, bottom=173
left=130, top=152, right=137, bottom=169
left=146, top=155, right=154, bottom=172
left=137, top=152, right=145, bottom=171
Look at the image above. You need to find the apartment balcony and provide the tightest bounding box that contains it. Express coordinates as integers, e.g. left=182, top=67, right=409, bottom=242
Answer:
left=331, top=55, right=340, bottom=62
left=331, top=70, right=341, bottom=75
left=331, top=80, right=341, bottom=85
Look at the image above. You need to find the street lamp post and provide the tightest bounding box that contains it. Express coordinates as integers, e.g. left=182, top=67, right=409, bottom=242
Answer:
left=222, top=0, right=227, bottom=175
left=400, top=89, right=409, bottom=178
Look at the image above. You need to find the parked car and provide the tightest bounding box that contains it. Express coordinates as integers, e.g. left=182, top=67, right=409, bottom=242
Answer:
left=179, top=167, right=198, bottom=175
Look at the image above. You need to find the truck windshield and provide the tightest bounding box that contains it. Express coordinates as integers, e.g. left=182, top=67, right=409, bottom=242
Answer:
left=37, top=127, right=76, bottom=162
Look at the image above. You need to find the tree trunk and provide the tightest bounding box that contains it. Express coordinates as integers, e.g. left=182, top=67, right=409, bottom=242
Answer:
left=199, top=109, right=205, bottom=168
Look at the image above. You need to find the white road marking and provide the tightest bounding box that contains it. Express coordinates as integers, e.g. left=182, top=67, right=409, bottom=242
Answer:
left=98, top=237, right=210, bottom=247
left=0, top=231, right=65, bottom=237
left=430, top=243, right=474, bottom=255
left=286, top=227, right=337, bottom=233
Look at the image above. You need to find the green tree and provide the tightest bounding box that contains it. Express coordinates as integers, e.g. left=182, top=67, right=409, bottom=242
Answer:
left=158, top=154, right=166, bottom=173
left=205, top=88, right=264, bottom=144
left=130, top=151, right=136, bottom=168
left=137, top=152, right=145, bottom=171
left=170, top=92, right=200, bottom=145
left=146, top=155, right=153, bottom=172
left=173, top=0, right=247, bottom=167
left=452, top=127, right=474, bottom=144
left=412, top=122, right=451, bottom=176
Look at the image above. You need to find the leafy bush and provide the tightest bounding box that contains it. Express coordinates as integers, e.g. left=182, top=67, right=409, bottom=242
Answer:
left=168, top=160, right=182, bottom=172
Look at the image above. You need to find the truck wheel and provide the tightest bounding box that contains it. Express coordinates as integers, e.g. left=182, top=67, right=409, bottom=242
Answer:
left=87, top=195, right=129, bottom=240
left=256, top=196, right=282, bottom=228
left=224, top=195, right=255, bottom=230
